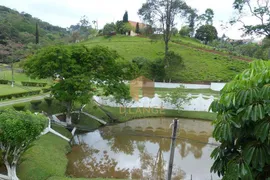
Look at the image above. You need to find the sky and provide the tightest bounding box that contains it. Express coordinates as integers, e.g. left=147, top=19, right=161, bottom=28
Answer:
left=0, top=0, right=263, bottom=40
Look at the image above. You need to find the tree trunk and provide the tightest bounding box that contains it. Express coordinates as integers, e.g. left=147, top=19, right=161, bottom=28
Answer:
left=66, top=101, right=72, bottom=125
left=4, top=161, right=19, bottom=180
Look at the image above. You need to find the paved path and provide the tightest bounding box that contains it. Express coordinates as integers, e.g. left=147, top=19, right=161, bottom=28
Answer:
left=0, top=94, right=49, bottom=107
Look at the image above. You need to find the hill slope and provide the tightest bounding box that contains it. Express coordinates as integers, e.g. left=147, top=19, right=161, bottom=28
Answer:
left=0, top=5, right=68, bottom=44
left=0, top=5, right=69, bottom=63
left=83, top=35, right=250, bottom=82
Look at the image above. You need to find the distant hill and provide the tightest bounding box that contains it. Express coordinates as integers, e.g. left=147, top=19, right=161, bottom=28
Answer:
left=83, top=35, right=250, bottom=82
left=0, top=5, right=69, bottom=63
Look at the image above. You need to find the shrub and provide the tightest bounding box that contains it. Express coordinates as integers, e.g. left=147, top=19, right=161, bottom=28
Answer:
left=13, top=103, right=26, bottom=111
left=0, top=90, right=41, bottom=101
left=0, top=79, right=9, bottom=84
left=42, top=88, right=51, bottom=93
left=30, top=100, right=42, bottom=110
left=21, top=82, right=47, bottom=87
left=44, top=97, right=53, bottom=107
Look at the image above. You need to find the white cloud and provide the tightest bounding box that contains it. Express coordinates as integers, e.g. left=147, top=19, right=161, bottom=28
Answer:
left=0, top=0, right=264, bottom=39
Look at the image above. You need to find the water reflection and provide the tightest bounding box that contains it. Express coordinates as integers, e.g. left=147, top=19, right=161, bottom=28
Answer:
left=67, top=118, right=218, bottom=180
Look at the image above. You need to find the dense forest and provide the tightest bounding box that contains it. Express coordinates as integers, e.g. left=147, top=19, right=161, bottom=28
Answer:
left=0, top=5, right=69, bottom=63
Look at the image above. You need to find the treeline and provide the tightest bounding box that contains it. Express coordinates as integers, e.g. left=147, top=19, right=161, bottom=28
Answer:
left=208, top=37, right=270, bottom=60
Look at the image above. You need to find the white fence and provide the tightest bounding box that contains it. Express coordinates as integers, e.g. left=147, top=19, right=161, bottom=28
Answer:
left=94, top=94, right=217, bottom=112
left=154, top=82, right=226, bottom=91
left=210, top=83, right=226, bottom=91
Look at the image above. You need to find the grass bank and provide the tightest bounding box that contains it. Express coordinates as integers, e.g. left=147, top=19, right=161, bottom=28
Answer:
left=84, top=35, right=249, bottom=82
left=104, top=106, right=217, bottom=122
left=17, top=127, right=124, bottom=180
left=15, top=103, right=216, bottom=180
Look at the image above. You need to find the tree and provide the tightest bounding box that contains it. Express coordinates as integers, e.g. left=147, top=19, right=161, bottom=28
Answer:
left=186, top=8, right=199, bottom=36
left=136, top=22, right=140, bottom=34
left=179, top=26, right=191, bottom=37
left=164, top=51, right=184, bottom=82
left=162, top=85, right=190, bottom=112
left=149, top=58, right=166, bottom=82
left=123, top=11, right=129, bottom=23
left=200, top=8, right=214, bottom=25
left=0, top=109, right=46, bottom=180
left=123, top=23, right=133, bottom=35
left=116, top=21, right=124, bottom=34
left=210, top=60, right=270, bottom=179
left=71, top=31, right=80, bottom=43
left=24, top=45, right=129, bottom=124
left=232, top=0, right=270, bottom=59
left=232, top=0, right=270, bottom=37
left=171, top=27, right=178, bottom=36
left=103, top=23, right=116, bottom=35
left=195, top=25, right=218, bottom=44
left=35, top=22, right=39, bottom=44
left=138, top=0, right=189, bottom=61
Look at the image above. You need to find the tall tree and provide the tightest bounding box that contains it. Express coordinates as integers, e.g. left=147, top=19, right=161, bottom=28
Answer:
left=138, top=0, right=189, bottom=64
left=103, top=23, right=116, bottom=35
left=123, top=11, right=129, bottom=23
left=179, top=26, right=191, bottom=37
left=232, top=0, right=270, bottom=37
left=24, top=45, right=130, bottom=124
left=0, top=109, right=46, bottom=180
left=187, top=8, right=199, bottom=37
left=195, top=25, right=218, bottom=44
left=210, top=60, right=270, bottom=179
left=35, top=22, right=39, bottom=44
left=232, top=0, right=270, bottom=59
left=136, top=22, right=140, bottom=34
left=200, top=8, right=214, bottom=25
left=116, top=20, right=124, bottom=34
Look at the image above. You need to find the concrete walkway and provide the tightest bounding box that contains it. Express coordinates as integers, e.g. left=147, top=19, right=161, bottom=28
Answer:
left=0, top=94, right=49, bottom=107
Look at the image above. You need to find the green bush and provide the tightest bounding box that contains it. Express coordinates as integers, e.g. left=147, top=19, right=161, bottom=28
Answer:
left=0, top=79, right=9, bottom=84
left=0, top=90, right=41, bottom=101
left=21, top=81, right=47, bottom=87
left=44, top=97, right=53, bottom=107
left=13, top=103, right=26, bottom=111
left=42, top=88, right=51, bottom=93
left=30, top=100, right=42, bottom=110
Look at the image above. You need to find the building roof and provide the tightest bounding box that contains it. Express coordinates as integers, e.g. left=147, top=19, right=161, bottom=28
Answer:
left=128, top=21, right=148, bottom=29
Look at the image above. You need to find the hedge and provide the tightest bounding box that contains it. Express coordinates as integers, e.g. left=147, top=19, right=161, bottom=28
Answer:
left=42, top=88, right=51, bottom=93
left=13, top=103, right=26, bottom=111
left=21, top=82, right=47, bottom=87
left=30, top=100, right=42, bottom=110
left=0, top=90, right=41, bottom=101
left=0, top=79, right=13, bottom=84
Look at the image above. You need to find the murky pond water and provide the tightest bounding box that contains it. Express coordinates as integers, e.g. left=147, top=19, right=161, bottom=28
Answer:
left=67, top=118, right=219, bottom=180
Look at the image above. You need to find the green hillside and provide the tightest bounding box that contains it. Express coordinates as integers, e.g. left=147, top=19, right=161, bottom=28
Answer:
left=0, top=5, right=69, bottom=63
left=0, top=5, right=68, bottom=44
left=83, top=35, right=250, bottom=82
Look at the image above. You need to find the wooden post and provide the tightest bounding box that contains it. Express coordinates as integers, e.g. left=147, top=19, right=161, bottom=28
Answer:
left=167, top=118, right=178, bottom=180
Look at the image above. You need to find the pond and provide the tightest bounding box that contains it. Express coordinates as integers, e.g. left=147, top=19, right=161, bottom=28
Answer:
left=67, top=118, right=219, bottom=180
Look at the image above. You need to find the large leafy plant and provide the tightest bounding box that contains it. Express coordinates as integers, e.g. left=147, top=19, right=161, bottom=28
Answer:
left=210, top=60, right=270, bottom=180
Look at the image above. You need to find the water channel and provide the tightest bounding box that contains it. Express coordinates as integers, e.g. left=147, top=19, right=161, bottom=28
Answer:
left=67, top=117, right=219, bottom=180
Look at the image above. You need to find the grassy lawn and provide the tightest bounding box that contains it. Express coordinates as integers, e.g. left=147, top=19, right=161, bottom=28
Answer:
left=17, top=129, right=121, bottom=180
left=17, top=133, right=71, bottom=180
left=83, top=35, right=249, bottom=82
left=0, top=84, right=41, bottom=95
left=0, top=69, right=52, bottom=96
left=0, top=70, right=49, bottom=83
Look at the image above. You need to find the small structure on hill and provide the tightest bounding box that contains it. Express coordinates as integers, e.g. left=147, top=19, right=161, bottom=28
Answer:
left=127, top=21, right=151, bottom=36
